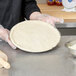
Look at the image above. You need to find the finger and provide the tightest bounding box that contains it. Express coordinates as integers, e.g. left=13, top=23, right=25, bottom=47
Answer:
left=7, top=39, right=16, bottom=49
left=43, top=19, right=55, bottom=26
left=57, top=18, right=64, bottom=23
left=4, top=29, right=17, bottom=49
left=47, top=20, right=55, bottom=26
left=53, top=17, right=64, bottom=23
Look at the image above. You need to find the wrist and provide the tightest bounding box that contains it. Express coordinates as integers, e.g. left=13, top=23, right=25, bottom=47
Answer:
left=29, top=12, right=42, bottom=20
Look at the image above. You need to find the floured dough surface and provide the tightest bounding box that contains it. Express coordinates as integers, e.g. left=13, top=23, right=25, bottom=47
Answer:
left=0, top=51, right=8, bottom=68
left=10, top=20, right=61, bottom=52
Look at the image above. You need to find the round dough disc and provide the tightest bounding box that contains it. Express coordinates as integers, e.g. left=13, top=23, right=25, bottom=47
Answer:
left=10, top=20, right=61, bottom=52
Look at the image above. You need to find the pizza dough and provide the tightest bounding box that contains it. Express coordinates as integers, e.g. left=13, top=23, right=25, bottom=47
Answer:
left=0, top=51, right=8, bottom=68
left=0, top=50, right=10, bottom=69
left=10, top=20, right=61, bottom=52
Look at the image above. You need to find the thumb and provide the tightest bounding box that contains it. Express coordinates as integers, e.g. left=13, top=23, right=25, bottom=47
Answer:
left=7, top=38, right=16, bottom=49
left=5, top=29, right=16, bottom=49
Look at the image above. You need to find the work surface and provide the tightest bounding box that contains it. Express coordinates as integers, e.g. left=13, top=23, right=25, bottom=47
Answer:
left=0, top=36, right=76, bottom=76
left=38, top=4, right=76, bottom=22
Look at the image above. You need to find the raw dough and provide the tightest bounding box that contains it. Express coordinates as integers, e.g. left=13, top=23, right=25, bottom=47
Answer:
left=0, top=50, right=10, bottom=69
left=10, top=20, right=61, bottom=52
left=0, top=51, right=8, bottom=68
left=69, top=44, right=76, bottom=50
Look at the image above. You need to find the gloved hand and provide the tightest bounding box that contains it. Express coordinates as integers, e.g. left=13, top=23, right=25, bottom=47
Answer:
left=30, top=12, right=64, bottom=26
left=35, top=14, right=64, bottom=26
left=0, top=25, right=16, bottom=49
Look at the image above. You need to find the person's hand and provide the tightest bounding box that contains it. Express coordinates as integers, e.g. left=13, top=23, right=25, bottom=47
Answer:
left=35, top=14, right=64, bottom=26
left=0, top=25, right=16, bottom=49
left=30, top=12, right=64, bottom=26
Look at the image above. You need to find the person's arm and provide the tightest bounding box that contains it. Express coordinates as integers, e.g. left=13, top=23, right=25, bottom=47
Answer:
left=0, top=24, right=16, bottom=49
left=24, top=0, right=64, bottom=26
left=24, top=0, right=40, bottom=20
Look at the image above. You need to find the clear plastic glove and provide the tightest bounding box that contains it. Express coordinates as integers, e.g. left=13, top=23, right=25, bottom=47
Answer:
left=0, top=25, right=16, bottom=49
left=35, top=14, right=64, bottom=26
left=0, top=50, right=11, bottom=69
left=30, top=12, right=64, bottom=26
